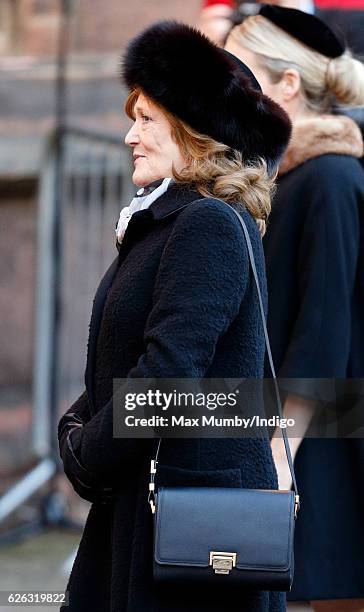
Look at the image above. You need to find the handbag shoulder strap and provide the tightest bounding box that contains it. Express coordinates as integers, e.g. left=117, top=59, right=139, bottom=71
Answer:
left=149, top=201, right=300, bottom=516
left=224, top=204, right=299, bottom=499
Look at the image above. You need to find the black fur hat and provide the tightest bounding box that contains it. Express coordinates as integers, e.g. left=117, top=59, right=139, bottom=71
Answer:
left=260, top=5, right=345, bottom=59
left=121, top=20, right=291, bottom=171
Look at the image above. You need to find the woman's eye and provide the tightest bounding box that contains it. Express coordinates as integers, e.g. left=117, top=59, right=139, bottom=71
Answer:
left=141, top=114, right=151, bottom=123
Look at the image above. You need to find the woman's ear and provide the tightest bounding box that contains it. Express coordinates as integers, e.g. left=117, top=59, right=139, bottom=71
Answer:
left=280, top=68, right=301, bottom=102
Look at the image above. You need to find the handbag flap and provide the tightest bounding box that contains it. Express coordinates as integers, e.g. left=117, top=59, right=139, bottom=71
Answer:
left=154, top=487, right=295, bottom=572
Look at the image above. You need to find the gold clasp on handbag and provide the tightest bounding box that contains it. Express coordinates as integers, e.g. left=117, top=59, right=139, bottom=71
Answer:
left=209, top=552, right=237, bottom=575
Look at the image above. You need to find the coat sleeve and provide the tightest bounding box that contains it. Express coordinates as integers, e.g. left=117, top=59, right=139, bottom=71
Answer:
left=279, top=162, right=360, bottom=388
left=73, top=199, right=250, bottom=479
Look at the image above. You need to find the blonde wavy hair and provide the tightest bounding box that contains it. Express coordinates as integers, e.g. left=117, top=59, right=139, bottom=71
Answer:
left=125, top=88, right=276, bottom=236
left=227, top=15, right=364, bottom=114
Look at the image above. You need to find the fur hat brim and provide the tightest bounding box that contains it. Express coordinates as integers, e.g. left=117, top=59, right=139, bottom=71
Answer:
left=121, top=20, right=291, bottom=171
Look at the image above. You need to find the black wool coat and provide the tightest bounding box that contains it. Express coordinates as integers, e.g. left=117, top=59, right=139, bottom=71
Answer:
left=264, top=149, right=364, bottom=601
left=58, top=183, right=285, bottom=612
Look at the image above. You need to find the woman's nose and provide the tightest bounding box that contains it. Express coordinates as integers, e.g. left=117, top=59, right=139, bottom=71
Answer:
left=125, top=123, right=140, bottom=146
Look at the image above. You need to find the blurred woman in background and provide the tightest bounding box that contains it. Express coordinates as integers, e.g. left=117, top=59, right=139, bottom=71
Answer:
left=199, top=0, right=317, bottom=46
left=200, top=0, right=364, bottom=56
left=226, top=5, right=364, bottom=611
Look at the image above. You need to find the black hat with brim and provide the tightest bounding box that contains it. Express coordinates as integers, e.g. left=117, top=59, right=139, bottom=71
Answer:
left=121, top=20, right=292, bottom=172
left=259, top=4, right=345, bottom=59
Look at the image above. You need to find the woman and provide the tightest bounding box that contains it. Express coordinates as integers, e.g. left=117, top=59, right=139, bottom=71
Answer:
left=198, top=0, right=314, bottom=47
left=225, top=5, right=364, bottom=611
left=57, top=20, right=292, bottom=612
left=199, top=0, right=235, bottom=45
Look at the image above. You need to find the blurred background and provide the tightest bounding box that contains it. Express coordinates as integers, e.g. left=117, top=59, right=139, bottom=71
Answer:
left=0, top=1, right=200, bottom=610
left=0, top=1, right=360, bottom=610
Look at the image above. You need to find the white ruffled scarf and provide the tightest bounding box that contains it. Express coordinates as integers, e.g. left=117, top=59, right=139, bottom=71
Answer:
left=115, top=178, right=172, bottom=244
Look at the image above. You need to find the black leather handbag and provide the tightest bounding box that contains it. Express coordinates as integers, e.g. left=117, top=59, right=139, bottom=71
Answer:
left=148, top=203, right=300, bottom=592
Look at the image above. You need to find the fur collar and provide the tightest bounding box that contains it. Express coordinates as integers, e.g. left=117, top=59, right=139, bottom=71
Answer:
left=279, top=114, right=363, bottom=175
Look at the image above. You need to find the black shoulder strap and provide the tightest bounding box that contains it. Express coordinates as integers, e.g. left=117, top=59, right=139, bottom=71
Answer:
left=225, top=204, right=299, bottom=497
left=150, top=202, right=299, bottom=502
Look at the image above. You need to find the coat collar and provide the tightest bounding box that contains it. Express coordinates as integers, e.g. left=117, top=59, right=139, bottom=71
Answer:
left=279, top=114, right=364, bottom=176
left=115, top=182, right=202, bottom=254
left=148, top=182, right=202, bottom=220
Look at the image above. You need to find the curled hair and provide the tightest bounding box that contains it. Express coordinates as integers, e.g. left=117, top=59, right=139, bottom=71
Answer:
left=228, top=15, right=364, bottom=113
left=125, top=88, right=275, bottom=235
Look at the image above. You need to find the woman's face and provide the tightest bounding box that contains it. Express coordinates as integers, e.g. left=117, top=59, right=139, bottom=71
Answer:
left=125, top=93, right=186, bottom=187
left=224, top=40, right=283, bottom=105
left=225, top=39, right=305, bottom=121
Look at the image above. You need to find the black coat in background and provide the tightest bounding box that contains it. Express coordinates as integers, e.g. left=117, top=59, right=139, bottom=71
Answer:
left=58, top=183, right=285, bottom=612
left=263, top=115, right=364, bottom=601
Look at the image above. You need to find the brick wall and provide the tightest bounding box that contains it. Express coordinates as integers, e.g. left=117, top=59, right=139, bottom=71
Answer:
left=0, top=0, right=200, bottom=392
left=0, top=181, right=37, bottom=388
left=2, top=0, right=200, bottom=57
left=73, top=0, right=200, bottom=53
left=0, top=182, right=36, bottom=387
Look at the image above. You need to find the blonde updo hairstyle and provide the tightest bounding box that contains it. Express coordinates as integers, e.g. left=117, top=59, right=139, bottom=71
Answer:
left=227, top=15, right=364, bottom=113
left=126, top=88, right=276, bottom=236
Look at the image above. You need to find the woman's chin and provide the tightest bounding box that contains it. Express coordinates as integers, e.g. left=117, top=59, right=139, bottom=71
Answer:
left=132, top=170, right=165, bottom=188
left=132, top=170, right=151, bottom=188
left=132, top=174, right=144, bottom=187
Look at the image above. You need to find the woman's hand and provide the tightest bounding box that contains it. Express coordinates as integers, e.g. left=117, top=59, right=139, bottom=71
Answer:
left=271, top=437, right=294, bottom=491
left=58, top=392, right=116, bottom=503
left=59, top=420, right=115, bottom=504
left=271, top=393, right=316, bottom=490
